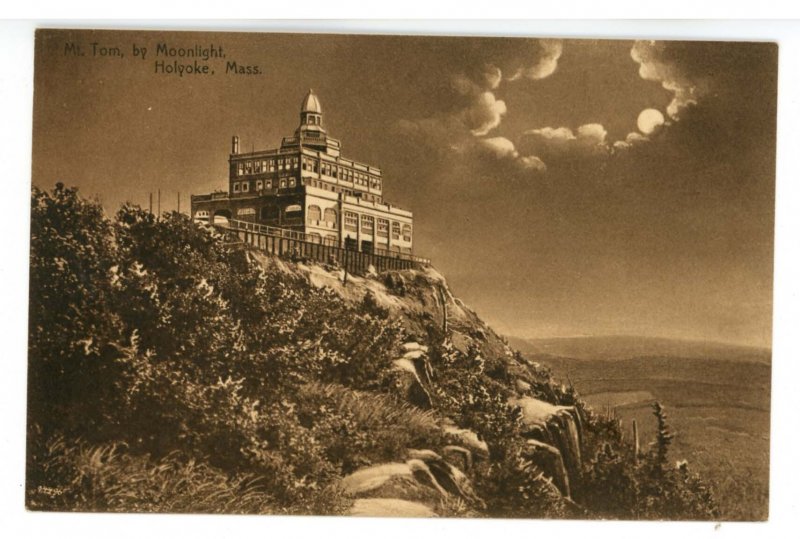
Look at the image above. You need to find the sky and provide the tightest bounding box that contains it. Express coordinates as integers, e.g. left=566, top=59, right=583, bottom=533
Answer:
left=31, top=29, right=777, bottom=348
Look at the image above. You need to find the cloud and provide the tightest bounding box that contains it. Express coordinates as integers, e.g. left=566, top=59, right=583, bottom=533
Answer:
left=519, top=122, right=610, bottom=159
left=508, top=40, right=563, bottom=81
left=613, top=131, right=650, bottom=151
left=466, top=92, right=507, bottom=136
left=476, top=137, right=547, bottom=172
left=479, top=136, right=517, bottom=158
left=631, top=40, right=708, bottom=120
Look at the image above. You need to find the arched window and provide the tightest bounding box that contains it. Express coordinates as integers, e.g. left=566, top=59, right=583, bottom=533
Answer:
left=307, top=233, right=322, bottom=244
left=323, top=208, right=338, bottom=226
left=324, top=235, right=337, bottom=246
left=307, top=205, right=322, bottom=222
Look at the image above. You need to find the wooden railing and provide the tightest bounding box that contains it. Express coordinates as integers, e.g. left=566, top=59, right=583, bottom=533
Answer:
left=216, top=218, right=430, bottom=273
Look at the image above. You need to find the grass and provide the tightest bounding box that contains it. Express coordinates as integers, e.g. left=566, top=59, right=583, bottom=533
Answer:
left=27, top=436, right=276, bottom=513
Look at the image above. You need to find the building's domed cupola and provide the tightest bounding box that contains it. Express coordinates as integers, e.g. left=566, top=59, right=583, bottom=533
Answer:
left=283, top=90, right=341, bottom=156
left=298, top=89, right=324, bottom=133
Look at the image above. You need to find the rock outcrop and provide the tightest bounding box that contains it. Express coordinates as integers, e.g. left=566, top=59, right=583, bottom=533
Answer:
left=510, top=396, right=584, bottom=497
left=391, top=342, right=434, bottom=409
left=341, top=448, right=484, bottom=517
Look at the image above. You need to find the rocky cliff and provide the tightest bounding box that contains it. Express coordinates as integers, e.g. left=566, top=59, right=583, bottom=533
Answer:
left=253, top=253, right=589, bottom=516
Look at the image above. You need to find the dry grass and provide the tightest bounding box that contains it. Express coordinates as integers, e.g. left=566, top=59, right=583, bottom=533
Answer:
left=27, top=436, right=276, bottom=514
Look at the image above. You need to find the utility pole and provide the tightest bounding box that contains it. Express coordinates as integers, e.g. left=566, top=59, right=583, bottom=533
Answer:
left=149, top=192, right=153, bottom=214
left=177, top=192, right=181, bottom=214
left=157, top=189, right=161, bottom=218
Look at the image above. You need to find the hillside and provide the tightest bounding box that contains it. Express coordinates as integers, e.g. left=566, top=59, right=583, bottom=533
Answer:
left=26, top=185, right=722, bottom=520
left=508, top=336, right=771, bottom=520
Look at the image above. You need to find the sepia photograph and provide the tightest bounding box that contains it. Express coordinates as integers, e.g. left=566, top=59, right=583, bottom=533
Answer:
left=25, top=27, right=776, bottom=522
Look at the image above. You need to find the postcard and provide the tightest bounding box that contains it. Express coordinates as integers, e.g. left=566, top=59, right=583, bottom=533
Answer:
left=27, top=28, right=775, bottom=520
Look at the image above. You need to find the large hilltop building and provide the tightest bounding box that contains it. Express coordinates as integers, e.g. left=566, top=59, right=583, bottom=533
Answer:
left=191, top=90, right=415, bottom=257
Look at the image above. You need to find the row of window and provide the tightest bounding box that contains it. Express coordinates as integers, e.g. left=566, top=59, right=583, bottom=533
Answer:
left=306, top=206, right=338, bottom=226
left=343, top=211, right=411, bottom=241
left=232, top=177, right=297, bottom=193
left=234, top=155, right=382, bottom=191
left=235, top=156, right=300, bottom=177
left=302, top=157, right=382, bottom=190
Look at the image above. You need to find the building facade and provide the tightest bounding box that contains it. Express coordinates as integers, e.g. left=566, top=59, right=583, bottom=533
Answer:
left=191, top=90, right=414, bottom=256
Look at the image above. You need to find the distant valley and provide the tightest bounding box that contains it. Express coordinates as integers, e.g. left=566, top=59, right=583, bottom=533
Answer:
left=509, top=335, right=772, bottom=520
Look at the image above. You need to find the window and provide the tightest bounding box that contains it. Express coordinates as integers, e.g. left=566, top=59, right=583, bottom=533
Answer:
left=288, top=178, right=296, bottom=187
left=361, top=214, right=374, bottom=232
left=242, top=182, right=249, bottom=192
left=377, top=218, right=389, bottom=237
left=233, top=182, right=240, bottom=193
left=237, top=162, right=244, bottom=176
left=307, top=233, right=322, bottom=244
left=245, top=161, right=253, bottom=174
left=307, top=205, right=321, bottom=222
left=292, top=157, right=299, bottom=169
left=254, top=161, right=262, bottom=173
left=324, top=235, right=337, bottom=246
left=278, top=158, right=285, bottom=171
left=268, top=160, right=276, bottom=172
left=344, top=212, right=358, bottom=231
left=402, top=224, right=412, bottom=242
left=332, top=166, right=338, bottom=179
left=265, top=180, right=272, bottom=189
left=261, top=160, right=268, bottom=171
left=280, top=179, right=287, bottom=188
left=323, top=208, right=338, bottom=226
left=391, top=222, right=401, bottom=240
left=256, top=180, right=263, bottom=190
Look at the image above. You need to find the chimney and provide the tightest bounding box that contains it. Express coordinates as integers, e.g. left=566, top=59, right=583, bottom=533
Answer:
left=232, top=135, right=239, bottom=155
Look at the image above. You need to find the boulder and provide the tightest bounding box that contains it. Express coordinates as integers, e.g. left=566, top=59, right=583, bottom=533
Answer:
left=341, top=462, right=414, bottom=495
left=391, top=356, right=433, bottom=409
left=524, top=439, right=570, bottom=497
left=509, top=396, right=584, bottom=493
left=407, top=449, right=484, bottom=508
left=348, top=498, right=437, bottom=518
left=441, top=423, right=489, bottom=460
left=342, top=450, right=484, bottom=516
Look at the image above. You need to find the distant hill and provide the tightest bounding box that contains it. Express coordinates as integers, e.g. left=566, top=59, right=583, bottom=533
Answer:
left=507, top=335, right=771, bottom=365
left=507, top=333, right=772, bottom=520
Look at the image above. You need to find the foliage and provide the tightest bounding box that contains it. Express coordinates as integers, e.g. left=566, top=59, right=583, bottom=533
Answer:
left=26, top=184, right=720, bottom=519
left=580, top=403, right=719, bottom=520
left=27, top=185, right=403, bottom=514
left=27, top=433, right=278, bottom=514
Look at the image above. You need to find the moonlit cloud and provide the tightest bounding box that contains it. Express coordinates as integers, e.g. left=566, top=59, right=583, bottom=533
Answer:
left=477, top=136, right=547, bottom=172
left=613, top=131, right=650, bottom=151
left=519, top=123, right=610, bottom=159
left=479, top=136, right=518, bottom=158
left=466, top=92, right=507, bottom=136
left=508, top=39, right=563, bottom=81
left=631, top=40, right=707, bottom=120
